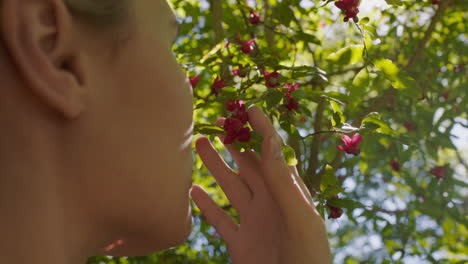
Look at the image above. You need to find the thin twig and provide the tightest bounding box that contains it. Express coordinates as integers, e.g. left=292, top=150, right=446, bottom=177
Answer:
left=302, top=129, right=355, bottom=139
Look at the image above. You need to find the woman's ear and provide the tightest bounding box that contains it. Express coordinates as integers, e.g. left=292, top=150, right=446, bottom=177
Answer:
left=1, top=0, right=87, bottom=119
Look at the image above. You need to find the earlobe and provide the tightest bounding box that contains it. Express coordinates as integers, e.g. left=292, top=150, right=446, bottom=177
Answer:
left=0, top=0, right=86, bottom=120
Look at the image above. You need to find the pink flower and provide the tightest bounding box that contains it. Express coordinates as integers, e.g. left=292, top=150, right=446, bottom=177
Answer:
left=211, top=76, right=227, bottom=95
left=431, top=166, right=445, bottom=179
left=189, top=75, right=200, bottom=89
left=337, top=133, right=362, bottom=155
left=390, top=160, right=400, bottom=172
left=283, top=83, right=299, bottom=96
left=249, top=10, right=261, bottom=24
left=240, top=39, right=256, bottom=54
left=335, top=0, right=360, bottom=21
left=264, top=70, right=280, bottom=88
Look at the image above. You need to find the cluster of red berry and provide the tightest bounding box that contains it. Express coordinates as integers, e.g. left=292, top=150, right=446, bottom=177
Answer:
left=186, top=3, right=453, bottom=222
left=188, top=50, right=302, bottom=145
left=223, top=100, right=251, bottom=144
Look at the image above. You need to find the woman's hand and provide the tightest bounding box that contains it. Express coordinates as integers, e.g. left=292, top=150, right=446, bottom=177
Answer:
left=189, top=105, right=332, bottom=264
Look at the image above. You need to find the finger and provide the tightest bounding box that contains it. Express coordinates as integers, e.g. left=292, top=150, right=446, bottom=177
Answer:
left=290, top=166, right=313, bottom=204
left=215, top=117, right=265, bottom=195
left=247, top=105, right=312, bottom=216
left=195, top=137, right=253, bottom=213
left=190, top=185, right=238, bottom=242
left=289, top=166, right=317, bottom=213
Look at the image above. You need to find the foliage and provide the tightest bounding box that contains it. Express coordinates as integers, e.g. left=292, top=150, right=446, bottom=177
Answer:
left=88, top=0, right=467, bottom=263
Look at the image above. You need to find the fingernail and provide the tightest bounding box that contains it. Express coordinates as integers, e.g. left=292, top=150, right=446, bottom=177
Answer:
left=269, top=135, right=283, bottom=160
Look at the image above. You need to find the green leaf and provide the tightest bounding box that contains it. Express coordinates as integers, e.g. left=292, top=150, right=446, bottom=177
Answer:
left=273, top=3, right=294, bottom=26
left=327, top=198, right=365, bottom=209
left=194, top=124, right=224, bottom=135
left=329, top=100, right=345, bottom=127
left=320, top=164, right=337, bottom=192
left=359, top=17, right=370, bottom=25
left=350, top=68, right=370, bottom=105
left=265, top=91, right=284, bottom=110
left=384, top=0, right=403, bottom=5
left=322, top=186, right=346, bottom=199
left=326, top=45, right=364, bottom=65
left=200, top=42, right=223, bottom=64
left=361, top=116, right=399, bottom=137
left=296, top=31, right=321, bottom=45
left=374, top=58, right=399, bottom=76
left=352, top=68, right=370, bottom=88
left=316, top=204, right=325, bottom=219
left=374, top=58, right=418, bottom=96
left=282, top=144, right=298, bottom=166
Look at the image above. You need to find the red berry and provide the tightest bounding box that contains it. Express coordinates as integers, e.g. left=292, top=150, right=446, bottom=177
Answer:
left=285, top=96, right=299, bottom=111
left=335, top=0, right=360, bottom=21
left=211, top=76, right=227, bottom=96
left=264, top=70, right=280, bottom=88
left=240, top=39, right=256, bottom=54
left=189, top=75, right=200, bottom=89
left=232, top=66, right=248, bottom=77
left=390, top=160, right=400, bottom=172
left=431, top=166, right=445, bottom=179
left=237, top=127, right=251, bottom=142
left=223, top=117, right=251, bottom=144
left=403, top=122, right=415, bottom=132
left=226, top=99, right=237, bottom=112
left=327, top=206, right=343, bottom=219
left=249, top=10, right=261, bottom=24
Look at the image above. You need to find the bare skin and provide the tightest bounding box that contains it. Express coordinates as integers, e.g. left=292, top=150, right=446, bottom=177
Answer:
left=0, top=0, right=192, bottom=263
left=0, top=0, right=332, bottom=263
left=191, top=106, right=332, bottom=264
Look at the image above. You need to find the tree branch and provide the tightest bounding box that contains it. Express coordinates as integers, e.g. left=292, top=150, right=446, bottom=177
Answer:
left=306, top=98, right=326, bottom=190
left=302, top=129, right=356, bottom=138
left=406, top=1, right=449, bottom=70
left=209, top=0, right=224, bottom=43
left=312, top=2, right=450, bottom=190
